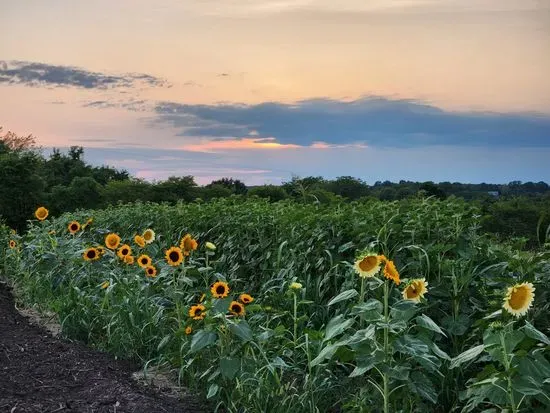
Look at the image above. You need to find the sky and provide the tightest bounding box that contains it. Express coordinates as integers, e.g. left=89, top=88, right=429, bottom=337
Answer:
left=1, top=0, right=549, bottom=185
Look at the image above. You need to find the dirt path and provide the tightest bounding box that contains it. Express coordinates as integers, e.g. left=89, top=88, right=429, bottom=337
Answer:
left=0, top=282, right=205, bottom=413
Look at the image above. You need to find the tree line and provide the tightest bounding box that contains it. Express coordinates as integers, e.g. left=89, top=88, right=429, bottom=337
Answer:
left=1, top=128, right=549, bottom=247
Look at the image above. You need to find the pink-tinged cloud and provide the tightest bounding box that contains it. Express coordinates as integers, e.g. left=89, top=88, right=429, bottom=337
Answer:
left=180, top=137, right=302, bottom=152
left=310, top=141, right=369, bottom=149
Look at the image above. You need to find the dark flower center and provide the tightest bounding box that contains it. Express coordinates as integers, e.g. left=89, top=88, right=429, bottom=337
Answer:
left=87, top=250, right=97, bottom=259
left=195, top=309, right=202, bottom=316
left=71, top=224, right=78, bottom=230
left=216, top=285, right=225, bottom=294
left=231, top=304, right=241, bottom=312
left=169, top=251, right=180, bottom=261
left=122, top=248, right=129, bottom=255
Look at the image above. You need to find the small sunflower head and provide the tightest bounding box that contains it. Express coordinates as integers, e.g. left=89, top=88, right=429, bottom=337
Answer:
left=383, top=259, right=401, bottom=285
left=9, top=240, right=17, bottom=249
left=124, top=255, right=135, bottom=265
left=137, top=254, right=152, bottom=268
left=402, top=278, right=428, bottom=303
left=229, top=301, right=245, bottom=317
left=165, top=246, right=184, bottom=266
left=83, top=247, right=100, bottom=261
left=117, top=244, right=132, bottom=259
left=189, top=304, right=206, bottom=320
left=105, top=233, right=121, bottom=250
left=145, top=265, right=157, bottom=278
left=211, top=281, right=230, bottom=299
left=205, top=242, right=216, bottom=251
left=354, top=252, right=383, bottom=278
left=100, top=281, right=110, bottom=290
left=289, top=282, right=303, bottom=291
left=239, top=294, right=254, bottom=304
left=503, top=282, right=535, bottom=318
left=68, top=221, right=81, bottom=234
left=35, top=206, right=49, bottom=221
left=185, top=326, right=192, bottom=335
left=142, top=229, right=155, bottom=244
left=134, top=235, right=146, bottom=248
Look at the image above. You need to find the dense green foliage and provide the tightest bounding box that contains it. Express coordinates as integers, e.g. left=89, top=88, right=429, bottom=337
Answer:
left=2, top=198, right=549, bottom=412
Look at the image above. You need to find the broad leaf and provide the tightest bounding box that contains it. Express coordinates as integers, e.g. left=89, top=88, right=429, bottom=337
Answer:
left=328, top=289, right=358, bottom=306
left=190, top=330, right=218, bottom=353
left=450, top=344, right=485, bottom=369
left=416, top=314, right=446, bottom=337
left=220, top=357, right=241, bottom=379
left=324, top=315, right=354, bottom=342
left=523, top=321, right=550, bottom=345
left=229, top=320, right=253, bottom=342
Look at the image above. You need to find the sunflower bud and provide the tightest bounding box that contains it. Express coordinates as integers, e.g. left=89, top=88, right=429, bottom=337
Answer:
left=289, top=282, right=303, bottom=291
left=205, top=242, right=216, bottom=250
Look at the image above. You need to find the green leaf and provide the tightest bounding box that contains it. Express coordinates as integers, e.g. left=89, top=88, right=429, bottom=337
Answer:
left=352, top=298, right=383, bottom=314
left=156, top=335, right=171, bottom=351
left=327, top=289, right=358, bottom=306
left=393, top=335, right=430, bottom=357
left=220, top=357, right=240, bottom=379
left=207, top=383, right=219, bottom=399
left=190, top=330, right=218, bottom=353
left=212, top=297, right=232, bottom=314
left=310, top=343, right=339, bottom=367
left=450, top=344, right=485, bottom=369
left=408, top=371, right=438, bottom=403
left=430, top=342, right=451, bottom=361
left=229, top=320, right=253, bottom=342
left=523, top=321, right=550, bottom=345
left=324, top=315, right=354, bottom=342
left=416, top=314, right=446, bottom=337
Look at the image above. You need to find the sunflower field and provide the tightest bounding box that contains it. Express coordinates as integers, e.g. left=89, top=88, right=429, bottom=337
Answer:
left=1, top=196, right=549, bottom=412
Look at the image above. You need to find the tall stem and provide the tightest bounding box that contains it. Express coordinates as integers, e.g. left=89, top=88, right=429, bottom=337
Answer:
left=500, top=331, right=517, bottom=413
left=383, top=279, right=390, bottom=413
left=293, top=292, right=298, bottom=345
left=359, top=277, right=366, bottom=328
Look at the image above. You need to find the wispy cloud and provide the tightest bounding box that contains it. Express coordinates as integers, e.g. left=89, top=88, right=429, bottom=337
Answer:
left=154, top=97, right=550, bottom=148
left=0, top=60, right=171, bottom=89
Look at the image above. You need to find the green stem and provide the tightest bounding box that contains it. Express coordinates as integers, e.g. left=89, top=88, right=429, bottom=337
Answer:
left=359, top=277, right=366, bottom=328
left=383, top=279, right=390, bottom=413
left=500, top=331, right=517, bottom=413
left=293, top=292, right=298, bottom=345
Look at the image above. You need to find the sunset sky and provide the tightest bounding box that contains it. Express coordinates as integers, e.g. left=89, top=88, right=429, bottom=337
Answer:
left=1, top=0, right=549, bottom=184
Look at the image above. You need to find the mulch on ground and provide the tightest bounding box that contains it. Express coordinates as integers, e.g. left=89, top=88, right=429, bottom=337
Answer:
left=0, top=281, right=206, bottom=413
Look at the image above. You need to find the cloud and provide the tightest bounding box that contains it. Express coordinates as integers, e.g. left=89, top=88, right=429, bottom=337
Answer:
left=83, top=99, right=151, bottom=112
left=181, top=137, right=301, bottom=152
left=0, top=60, right=170, bottom=89
left=154, top=97, right=550, bottom=148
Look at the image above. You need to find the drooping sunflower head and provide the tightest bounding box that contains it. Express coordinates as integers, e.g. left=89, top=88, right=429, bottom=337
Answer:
left=185, top=326, right=192, bottom=335
left=145, top=265, right=157, bottom=278
left=137, top=254, right=152, bottom=268
left=68, top=221, right=81, bottom=234
left=180, top=234, right=198, bottom=254
left=83, top=247, right=100, bottom=261
left=134, top=235, right=146, bottom=248
left=229, top=301, right=245, bottom=317
left=211, top=281, right=230, bottom=298
left=35, top=206, right=49, bottom=221
left=142, top=229, right=155, bottom=244
left=9, top=240, right=17, bottom=249
left=402, top=278, right=428, bottom=303
left=503, top=282, right=535, bottom=318
left=124, top=255, right=135, bottom=265
left=189, top=304, right=206, bottom=320
left=117, top=244, right=132, bottom=259
left=105, top=233, right=121, bottom=250
left=354, top=253, right=383, bottom=278
left=383, top=260, right=401, bottom=286
left=100, top=281, right=110, bottom=290
left=165, top=246, right=184, bottom=266
left=239, top=293, right=254, bottom=304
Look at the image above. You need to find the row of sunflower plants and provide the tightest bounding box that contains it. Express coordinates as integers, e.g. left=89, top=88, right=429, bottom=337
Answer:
left=1, top=198, right=549, bottom=412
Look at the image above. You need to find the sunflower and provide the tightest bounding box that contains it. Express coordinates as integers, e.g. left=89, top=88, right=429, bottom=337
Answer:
left=134, top=235, right=146, bottom=248
left=82, top=218, right=93, bottom=230
left=137, top=254, right=152, bottom=268
left=211, top=281, right=230, bottom=298
left=117, top=244, right=132, bottom=259
left=180, top=234, right=198, bottom=255
left=124, top=255, right=135, bottom=265
left=9, top=240, right=16, bottom=249
left=67, top=221, right=81, bottom=234
left=289, top=282, right=303, bottom=291
left=100, top=281, right=110, bottom=289
left=229, top=301, right=245, bottom=317
left=503, top=282, right=535, bottom=318
left=402, top=278, right=428, bottom=303
left=185, top=326, right=193, bottom=335
left=105, top=233, right=121, bottom=250
left=97, top=246, right=105, bottom=255
left=189, top=304, right=206, bottom=320
left=145, top=265, right=157, bottom=277
left=83, top=247, right=100, bottom=261
left=35, top=206, right=49, bottom=221
left=205, top=242, right=216, bottom=250
left=165, top=246, right=184, bottom=266
left=239, top=294, right=254, bottom=304
left=354, top=253, right=383, bottom=278
left=142, top=229, right=155, bottom=244
left=383, top=260, right=401, bottom=285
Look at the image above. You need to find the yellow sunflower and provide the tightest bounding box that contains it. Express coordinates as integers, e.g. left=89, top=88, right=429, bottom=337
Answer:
left=124, top=255, right=135, bottom=265
left=383, top=260, right=401, bottom=285
left=239, top=294, right=254, bottom=304
left=35, top=206, right=49, bottom=221
left=82, top=218, right=93, bottom=230
left=165, top=246, right=184, bottom=266
left=189, top=304, right=206, bottom=320
left=402, top=278, right=428, bottom=303
left=105, top=233, right=121, bottom=250
left=180, top=234, right=198, bottom=255
left=142, top=229, right=155, bottom=244
left=185, top=326, right=193, bottom=335
left=134, top=235, right=146, bottom=248
left=100, top=281, right=110, bottom=289
left=503, top=282, right=535, bottom=318
left=229, top=301, right=245, bottom=317
left=211, top=281, right=230, bottom=299
left=9, top=240, right=17, bottom=249
left=83, top=247, right=100, bottom=261
left=117, top=244, right=132, bottom=259
left=145, top=265, right=157, bottom=277
left=97, top=246, right=105, bottom=255
left=354, top=253, right=383, bottom=278
left=137, top=254, right=152, bottom=268
left=68, top=221, right=81, bottom=234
